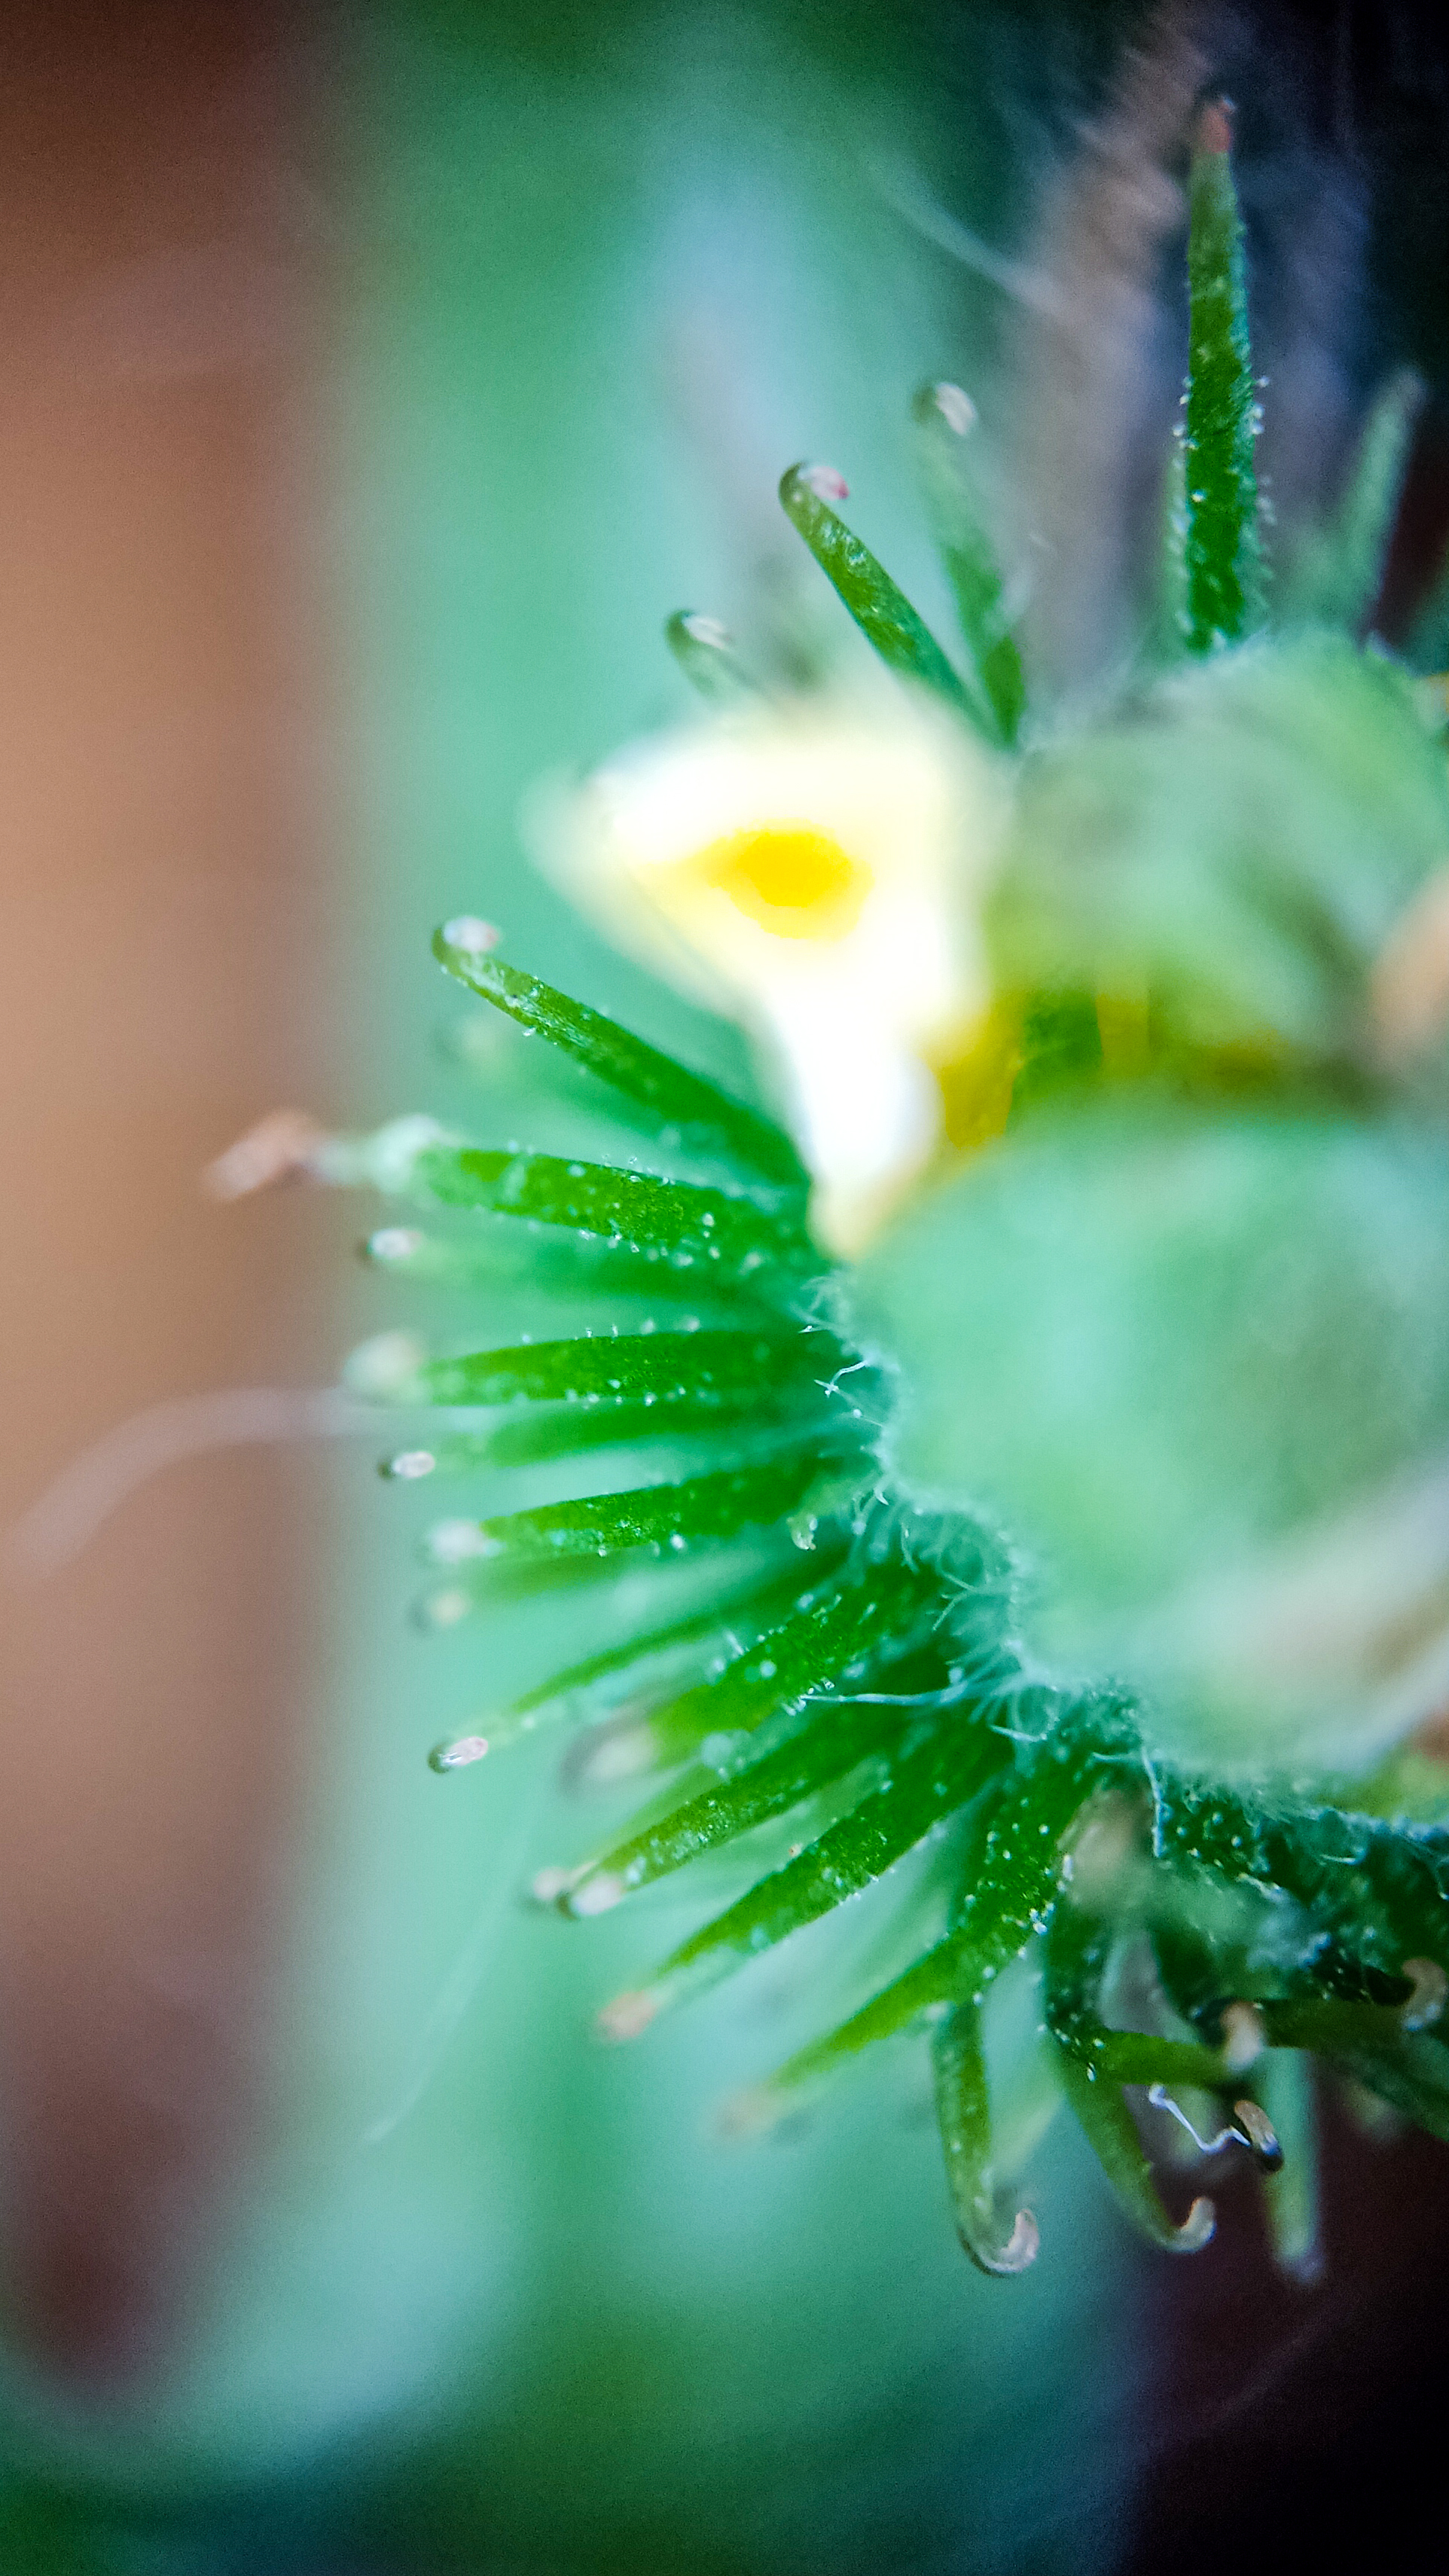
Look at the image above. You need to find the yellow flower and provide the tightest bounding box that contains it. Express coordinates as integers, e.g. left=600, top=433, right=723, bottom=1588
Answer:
left=545, top=689, right=1007, bottom=1252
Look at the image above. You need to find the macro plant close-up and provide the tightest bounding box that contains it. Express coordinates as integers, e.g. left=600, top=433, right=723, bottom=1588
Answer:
left=288, top=96, right=1449, bottom=2290
left=8, top=5, right=1449, bottom=2574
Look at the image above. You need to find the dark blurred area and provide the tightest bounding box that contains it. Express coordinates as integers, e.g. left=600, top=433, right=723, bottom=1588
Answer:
left=1124, top=2108, right=1449, bottom=2571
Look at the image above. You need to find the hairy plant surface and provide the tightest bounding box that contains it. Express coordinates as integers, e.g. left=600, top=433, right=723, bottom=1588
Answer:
left=289, top=105, right=1449, bottom=2278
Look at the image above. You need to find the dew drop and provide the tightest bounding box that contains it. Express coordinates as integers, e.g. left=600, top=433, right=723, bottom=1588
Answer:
left=386, top=1448, right=436, bottom=1482
left=530, top=1865, right=576, bottom=1906
left=597, top=1988, right=660, bottom=2043
left=345, top=1329, right=427, bottom=1396
left=427, top=1518, right=490, bottom=1564
left=429, top=1733, right=490, bottom=1772
left=930, top=380, right=977, bottom=436
left=569, top=1870, right=627, bottom=1918
left=422, top=1586, right=471, bottom=1629
left=577, top=1723, right=657, bottom=1786
left=441, top=915, right=501, bottom=955
left=715, top=2084, right=776, bottom=2138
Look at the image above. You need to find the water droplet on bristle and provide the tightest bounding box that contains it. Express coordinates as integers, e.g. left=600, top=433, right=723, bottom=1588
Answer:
left=530, top=1866, right=577, bottom=1906
left=931, top=381, right=977, bottom=436
left=419, top=1586, right=471, bottom=1630
left=385, top=1449, right=436, bottom=1482
left=429, top=1733, right=490, bottom=1772
left=427, top=1518, right=497, bottom=1564
left=800, top=463, right=850, bottom=502
left=442, top=915, right=501, bottom=956
left=203, top=1107, right=328, bottom=1200
left=597, top=1988, right=659, bottom=2043
left=572, top=1721, right=658, bottom=1787
left=365, top=1115, right=447, bottom=1191
left=368, top=1226, right=422, bottom=1264
left=568, top=1870, right=627, bottom=1918
left=681, top=612, right=732, bottom=648
left=715, top=2085, right=777, bottom=2139
left=345, top=1329, right=426, bottom=1396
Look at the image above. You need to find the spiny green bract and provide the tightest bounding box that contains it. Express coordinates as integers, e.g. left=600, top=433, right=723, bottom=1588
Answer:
left=324, top=102, right=1449, bottom=2275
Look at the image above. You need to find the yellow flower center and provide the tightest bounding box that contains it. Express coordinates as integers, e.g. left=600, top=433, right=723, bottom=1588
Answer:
left=691, top=822, right=871, bottom=941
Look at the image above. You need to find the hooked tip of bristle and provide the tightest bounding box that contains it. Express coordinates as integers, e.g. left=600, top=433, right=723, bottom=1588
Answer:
left=203, top=1108, right=329, bottom=1201
left=1232, top=2100, right=1283, bottom=2174
left=1173, top=2196, right=1217, bottom=2253
left=1402, top=1957, right=1448, bottom=2031
left=961, top=2206, right=1040, bottom=2277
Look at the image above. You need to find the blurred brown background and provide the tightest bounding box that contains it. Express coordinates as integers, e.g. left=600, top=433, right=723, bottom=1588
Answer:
left=0, top=2, right=337, bottom=2382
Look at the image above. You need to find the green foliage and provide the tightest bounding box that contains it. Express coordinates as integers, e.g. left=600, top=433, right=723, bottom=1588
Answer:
left=932, top=2000, right=1039, bottom=2274
left=1183, top=102, right=1262, bottom=650
left=434, top=923, right=807, bottom=1188
left=408, top=1137, right=812, bottom=1285
left=985, top=636, right=1449, bottom=1058
left=859, top=1100, right=1449, bottom=1773
left=664, top=609, right=759, bottom=704
left=776, top=461, right=983, bottom=727
left=911, top=382, right=1027, bottom=745
left=1280, top=368, right=1424, bottom=636
left=407, top=1323, right=845, bottom=1413
left=318, top=107, right=1449, bottom=2278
